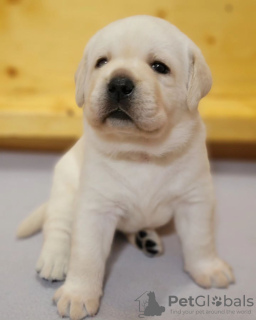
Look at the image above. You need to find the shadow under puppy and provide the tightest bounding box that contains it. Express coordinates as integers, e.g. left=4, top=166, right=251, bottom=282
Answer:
left=17, top=15, right=235, bottom=320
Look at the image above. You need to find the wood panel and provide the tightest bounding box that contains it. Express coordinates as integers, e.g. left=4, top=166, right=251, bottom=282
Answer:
left=0, top=0, right=256, bottom=151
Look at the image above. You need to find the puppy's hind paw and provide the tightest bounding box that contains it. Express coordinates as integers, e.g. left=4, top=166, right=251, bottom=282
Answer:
left=127, top=229, right=163, bottom=257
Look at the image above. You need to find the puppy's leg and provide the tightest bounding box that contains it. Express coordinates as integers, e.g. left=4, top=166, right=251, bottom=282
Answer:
left=175, top=194, right=235, bottom=288
left=36, top=182, right=74, bottom=281
left=53, top=198, right=119, bottom=320
left=37, top=139, right=82, bottom=281
left=126, top=229, right=163, bottom=257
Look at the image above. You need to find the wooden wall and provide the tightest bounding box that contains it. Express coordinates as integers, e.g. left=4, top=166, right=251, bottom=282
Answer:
left=0, top=0, right=255, bottom=153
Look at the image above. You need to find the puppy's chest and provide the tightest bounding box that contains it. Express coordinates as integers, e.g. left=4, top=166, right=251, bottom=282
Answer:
left=108, top=161, right=188, bottom=231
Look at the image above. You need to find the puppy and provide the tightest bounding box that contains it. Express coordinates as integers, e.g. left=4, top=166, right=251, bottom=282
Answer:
left=17, top=15, right=234, bottom=320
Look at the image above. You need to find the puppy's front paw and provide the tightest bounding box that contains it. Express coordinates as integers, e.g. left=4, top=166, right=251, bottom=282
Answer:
left=53, top=282, right=101, bottom=320
left=186, top=257, right=235, bottom=289
left=36, top=243, right=70, bottom=281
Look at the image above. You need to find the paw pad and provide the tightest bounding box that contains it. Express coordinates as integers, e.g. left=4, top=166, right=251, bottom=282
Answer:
left=135, top=230, right=162, bottom=257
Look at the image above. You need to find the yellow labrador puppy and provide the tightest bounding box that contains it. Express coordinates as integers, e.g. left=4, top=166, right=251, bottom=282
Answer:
left=17, top=15, right=234, bottom=320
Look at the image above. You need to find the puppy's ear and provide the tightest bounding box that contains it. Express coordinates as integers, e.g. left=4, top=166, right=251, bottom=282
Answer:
left=187, top=45, right=212, bottom=111
left=75, top=53, right=87, bottom=107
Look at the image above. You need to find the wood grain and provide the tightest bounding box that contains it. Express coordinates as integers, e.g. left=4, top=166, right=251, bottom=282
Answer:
left=0, top=0, right=255, bottom=151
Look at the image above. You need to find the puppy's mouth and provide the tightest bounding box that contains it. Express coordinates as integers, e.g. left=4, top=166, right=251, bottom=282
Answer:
left=105, top=108, right=133, bottom=122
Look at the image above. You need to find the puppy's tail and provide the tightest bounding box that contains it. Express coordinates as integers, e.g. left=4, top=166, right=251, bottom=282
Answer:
left=16, top=203, right=46, bottom=238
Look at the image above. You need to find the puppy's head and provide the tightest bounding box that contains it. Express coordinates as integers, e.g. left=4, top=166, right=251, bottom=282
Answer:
left=75, top=16, right=212, bottom=154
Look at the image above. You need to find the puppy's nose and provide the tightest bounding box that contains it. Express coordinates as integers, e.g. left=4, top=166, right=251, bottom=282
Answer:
left=108, top=77, right=134, bottom=102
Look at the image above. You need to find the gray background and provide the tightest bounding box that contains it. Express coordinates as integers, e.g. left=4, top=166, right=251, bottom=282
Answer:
left=0, top=151, right=255, bottom=320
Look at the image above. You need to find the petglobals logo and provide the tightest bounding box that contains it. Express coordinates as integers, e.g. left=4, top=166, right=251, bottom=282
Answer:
left=134, top=292, right=254, bottom=318
left=168, top=295, right=254, bottom=308
left=169, top=295, right=254, bottom=317
left=135, top=291, right=165, bottom=318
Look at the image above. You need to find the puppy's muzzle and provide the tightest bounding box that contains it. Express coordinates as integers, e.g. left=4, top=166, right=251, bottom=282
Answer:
left=103, top=76, right=135, bottom=123
left=108, top=77, right=134, bottom=102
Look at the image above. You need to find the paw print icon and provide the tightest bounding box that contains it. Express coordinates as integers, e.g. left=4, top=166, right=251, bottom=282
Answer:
left=212, top=296, right=222, bottom=307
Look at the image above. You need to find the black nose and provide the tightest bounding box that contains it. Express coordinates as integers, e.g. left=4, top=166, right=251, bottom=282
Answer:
left=108, top=77, right=134, bottom=102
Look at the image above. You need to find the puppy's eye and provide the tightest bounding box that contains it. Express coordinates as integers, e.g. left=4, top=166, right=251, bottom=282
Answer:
left=95, top=57, right=108, bottom=68
left=151, top=61, right=170, bottom=74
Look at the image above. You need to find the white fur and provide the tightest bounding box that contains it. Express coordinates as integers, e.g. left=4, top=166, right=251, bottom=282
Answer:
left=18, top=15, right=234, bottom=320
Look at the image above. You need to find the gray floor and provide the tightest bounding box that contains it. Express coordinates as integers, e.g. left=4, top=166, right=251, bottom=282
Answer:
left=0, top=151, right=256, bottom=320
